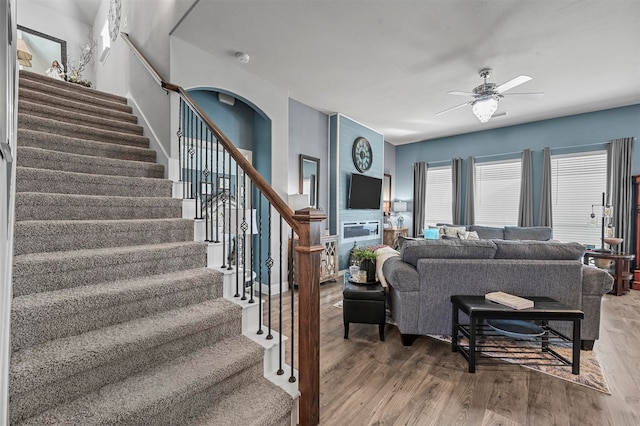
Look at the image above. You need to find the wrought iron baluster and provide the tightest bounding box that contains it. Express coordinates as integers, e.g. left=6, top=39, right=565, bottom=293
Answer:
left=257, top=194, right=263, bottom=335
left=289, top=227, right=296, bottom=383
left=277, top=216, right=284, bottom=375
left=234, top=161, right=240, bottom=297
left=214, top=138, right=220, bottom=243
left=221, top=148, right=227, bottom=268
left=249, top=180, right=255, bottom=304
left=240, top=169, right=248, bottom=301
left=266, top=203, right=273, bottom=340
left=178, top=99, right=185, bottom=196
left=227, top=151, right=233, bottom=271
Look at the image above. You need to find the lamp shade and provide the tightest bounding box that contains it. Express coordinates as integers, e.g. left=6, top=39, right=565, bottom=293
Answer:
left=393, top=201, right=407, bottom=212
left=288, top=193, right=310, bottom=211
left=472, top=96, right=498, bottom=123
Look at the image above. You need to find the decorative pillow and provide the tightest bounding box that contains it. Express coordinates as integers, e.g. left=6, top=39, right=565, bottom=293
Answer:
left=459, top=230, right=480, bottom=240
left=504, top=226, right=553, bottom=241
left=442, top=226, right=467, bottom=238
left=423, top=228, right=440, bottom=239
left=493, top=240, right=585, bottom=260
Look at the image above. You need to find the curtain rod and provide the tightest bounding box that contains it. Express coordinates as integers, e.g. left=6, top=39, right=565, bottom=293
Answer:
left=411, top=149, right=529, bottom=166
left=551, top=138, right=636, bottom=152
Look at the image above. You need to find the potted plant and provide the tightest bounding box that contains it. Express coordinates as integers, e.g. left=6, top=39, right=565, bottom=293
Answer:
left=352, top=246, right=377, bottom=283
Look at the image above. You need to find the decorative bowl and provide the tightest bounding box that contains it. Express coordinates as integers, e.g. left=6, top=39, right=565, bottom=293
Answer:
left=604, top=237, right=623, bottom=246
left=595, top=258, right=613, bottom=269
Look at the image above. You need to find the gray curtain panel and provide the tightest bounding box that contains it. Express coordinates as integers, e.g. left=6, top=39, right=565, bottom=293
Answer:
left=607, top=137, right=634, bottom=253
left=518, top=149, right=534, bottom=226
left=452, top=158, right=462, bottom=225
left=538, top=147, right=553, bottom=227
left=413, top=162, right=427, bottom=236
left=464, top=156, right=475, bottom=225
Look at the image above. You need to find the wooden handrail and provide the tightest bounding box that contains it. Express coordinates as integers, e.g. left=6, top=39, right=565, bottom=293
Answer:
left=119, top=33, right=299, bottom=234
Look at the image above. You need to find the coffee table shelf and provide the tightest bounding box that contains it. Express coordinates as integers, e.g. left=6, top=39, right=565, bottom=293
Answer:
left=451, top=295, right=583, bottom=374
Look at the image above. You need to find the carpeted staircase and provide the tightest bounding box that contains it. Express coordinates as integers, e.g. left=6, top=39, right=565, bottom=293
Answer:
left=9, top=70, right=292, bottom=425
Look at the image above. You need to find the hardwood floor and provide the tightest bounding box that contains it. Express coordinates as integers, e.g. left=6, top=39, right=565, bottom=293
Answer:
left=265, top=278, right=640, bottom=425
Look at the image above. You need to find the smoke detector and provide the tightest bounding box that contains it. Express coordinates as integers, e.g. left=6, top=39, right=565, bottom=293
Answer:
left=235, top=52, right=250, bottom=64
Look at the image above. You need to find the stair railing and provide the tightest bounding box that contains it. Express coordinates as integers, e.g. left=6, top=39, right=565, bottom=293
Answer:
left=120, top=33, right=323, bottom=425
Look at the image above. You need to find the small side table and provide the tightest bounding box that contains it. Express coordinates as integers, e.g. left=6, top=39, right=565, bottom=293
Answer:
left=584, top=251, right=635, bottom=296
left=343, top=274, right=386, bottom=341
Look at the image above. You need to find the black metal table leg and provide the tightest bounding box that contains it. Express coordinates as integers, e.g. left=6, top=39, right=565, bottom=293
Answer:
left=572, top=319, right=581, bottom=374
left=451, top=303, right=459, bottom=353
left=469, top=316, right=477, bottom=373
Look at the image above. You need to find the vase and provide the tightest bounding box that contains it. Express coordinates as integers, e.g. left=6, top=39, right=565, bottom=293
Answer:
left=359, top=259, right=376, bottom=283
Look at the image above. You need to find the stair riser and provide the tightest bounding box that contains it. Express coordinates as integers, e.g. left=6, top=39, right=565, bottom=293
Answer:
left=11, top=319, right=242, bottom=424
left=14, top=220, right=193, bottom=255
left=12, top=244, right=208, bottom=297
left=20, top=71, right=129, bottom=105
left=16, top=168, right=172, bottom=198
left=19, top=78, right=131, bottom=112
left=19, top=100, right=144, bottom=136
left=12, top=281, right=223, bottom=352
left=147, top=364, right=264, bottom=426
left=16, top=147, right=164, bottom=181
left=19, top=88, right=137, bottom=124
left=18, top=129, right=157, bottom=163
left=15, top=194, right=182, bottom=221
left=18, top=114, right=150, bottom=149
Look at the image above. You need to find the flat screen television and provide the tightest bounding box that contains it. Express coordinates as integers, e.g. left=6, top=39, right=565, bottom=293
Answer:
left=348, top=173, right=382, bottom=209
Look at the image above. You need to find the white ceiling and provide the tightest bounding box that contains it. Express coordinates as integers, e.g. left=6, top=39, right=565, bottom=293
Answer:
left=173, top=0, right=640, bottom=145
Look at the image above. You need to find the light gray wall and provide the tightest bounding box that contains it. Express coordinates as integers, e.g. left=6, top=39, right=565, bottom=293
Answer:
left=18, top=0, right=95, bottom=83
left=1, top=0, right=17, bottom=421
left=288, top=98, right=329, bottom=219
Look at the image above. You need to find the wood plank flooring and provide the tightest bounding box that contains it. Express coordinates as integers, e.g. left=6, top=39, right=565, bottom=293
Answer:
left=264, top=278, right=640, bottom=425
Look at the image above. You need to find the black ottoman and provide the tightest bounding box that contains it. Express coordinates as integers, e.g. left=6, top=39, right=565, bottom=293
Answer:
left=343, top=277, right=386, bottom=341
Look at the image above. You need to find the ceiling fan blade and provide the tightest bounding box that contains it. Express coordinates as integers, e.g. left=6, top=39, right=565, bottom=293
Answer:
left=492, top=111, right=508, bottom=118
left=502, top=92, right=544, bottom=97
left=436, top=102, right=470, bottom=115
left=496, top=75, right=532, bottom=93
left=447, top=91, right=475, bottom=97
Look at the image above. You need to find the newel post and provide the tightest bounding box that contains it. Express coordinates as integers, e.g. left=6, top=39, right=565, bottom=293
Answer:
left=293, top=207, right=326, bottom=426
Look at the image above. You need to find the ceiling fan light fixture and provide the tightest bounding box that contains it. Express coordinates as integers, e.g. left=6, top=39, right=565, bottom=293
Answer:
left=472, top=96, right=498, bottom=123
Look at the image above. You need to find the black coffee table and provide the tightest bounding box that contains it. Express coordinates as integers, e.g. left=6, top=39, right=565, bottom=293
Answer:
left=451, top=295, right=583, bottom=374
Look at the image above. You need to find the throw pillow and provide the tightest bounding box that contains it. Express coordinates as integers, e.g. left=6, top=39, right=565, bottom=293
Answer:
left=459, top=230, right=480, bottom=240
left=423, top=228, right=440, bottom=239
left=443, top=226, right=467, bottom=238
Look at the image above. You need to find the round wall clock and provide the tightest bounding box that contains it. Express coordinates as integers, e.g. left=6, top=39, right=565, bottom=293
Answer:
left=108, top=0, right=122, bottom=42
left=352, top=137, right=373, bottom=172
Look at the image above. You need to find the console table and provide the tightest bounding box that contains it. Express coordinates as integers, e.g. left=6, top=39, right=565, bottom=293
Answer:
left=583, top=251, right=635, bottom=296
left=383, top=227, right=408, bottom=249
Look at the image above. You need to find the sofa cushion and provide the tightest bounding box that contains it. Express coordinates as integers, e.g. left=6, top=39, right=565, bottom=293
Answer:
left=504, top=226, right=553, bottom=241
left=401, top=239, right=497, bottom=267
left=493, top=240, right=585, bottom=260
left=468, top=225, right=505, bottom=239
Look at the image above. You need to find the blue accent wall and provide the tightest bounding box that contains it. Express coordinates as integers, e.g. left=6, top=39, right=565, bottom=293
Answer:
left=330, top=114, right=385, bottom=269
left=395, top=105, right=640, bottom=235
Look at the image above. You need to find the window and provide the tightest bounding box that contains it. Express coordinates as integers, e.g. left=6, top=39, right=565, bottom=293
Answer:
left=551, top=151, right=607, bottom=245
left=99, top=21, right=111, bottom=63
left=475, top=159, right=521, bottom=227
left=424, top=166, right=452, bottom=226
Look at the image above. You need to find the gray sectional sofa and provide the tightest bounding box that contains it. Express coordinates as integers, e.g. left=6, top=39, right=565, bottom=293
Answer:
left=381, top=238, right=614, bottom=349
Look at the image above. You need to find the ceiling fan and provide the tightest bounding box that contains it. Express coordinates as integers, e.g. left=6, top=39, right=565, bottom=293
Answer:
left=437, top=68, right=543, bottom=123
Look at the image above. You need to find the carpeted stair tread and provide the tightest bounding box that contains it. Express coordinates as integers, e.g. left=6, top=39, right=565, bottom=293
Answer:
left=11, top=268, right=223, bottom=351
left=15, top=336, right=263, bottom=426
left=18, top=78, right=131, bottom=113
left=19, top=99, right=143, bottom=135
left=15, top=192, right=182, bottom=221
left=16, top=167, right=172, bottom=197
left=186, top=379, right=292, bottom=426
left=10, top=299, right=243, bottom=396
left=19, top=87, right=137, bottom=124
left=14, top=218, right=193, bottom=255
left=18, top=114, right=149, bottom=148
left=16, top=146, right=163, bottom=180
left=20, top=70, right=129, bottom=105
left=12, top=241, right=208, bottom=296
left=18, top=129, right=156, bottom=163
